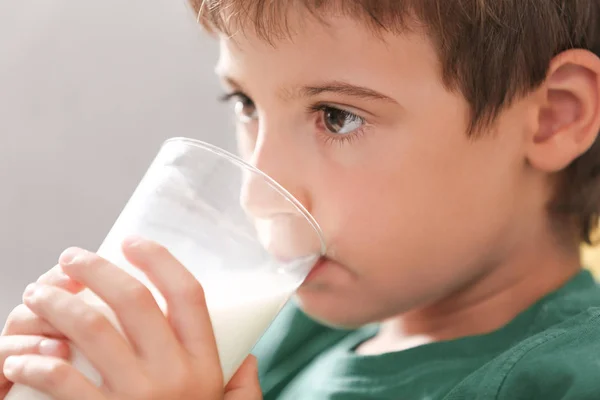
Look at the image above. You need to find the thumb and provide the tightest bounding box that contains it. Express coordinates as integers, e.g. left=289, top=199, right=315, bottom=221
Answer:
left=224, top=355, right=262, bottom=400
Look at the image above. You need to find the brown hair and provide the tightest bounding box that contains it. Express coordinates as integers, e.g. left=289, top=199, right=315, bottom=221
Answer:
left=190, top=0, right=600, bottom=244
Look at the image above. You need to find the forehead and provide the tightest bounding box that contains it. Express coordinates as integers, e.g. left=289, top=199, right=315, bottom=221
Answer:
left=215, top=15, right=442, bottom=94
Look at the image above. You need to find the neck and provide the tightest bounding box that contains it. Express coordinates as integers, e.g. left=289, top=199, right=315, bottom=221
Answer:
left=358, top=232, right=582, bottom=355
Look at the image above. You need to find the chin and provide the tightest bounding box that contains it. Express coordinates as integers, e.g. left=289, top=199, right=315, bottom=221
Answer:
left=293, top=257, right=391, bottom=328
left=293, top=286, right=374, bottom=329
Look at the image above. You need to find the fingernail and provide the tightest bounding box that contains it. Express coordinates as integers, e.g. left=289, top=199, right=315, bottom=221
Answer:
left=122, top=235, right=144, bottom=248
left=54, top=268, right=72, bottom=284
left=3, top=356, right=23, bottom=376
left=59, top=247, right=81, bottom=265
left=23, top=283, right=37, bottom=299
left=39, top=339, right=67, bottom=357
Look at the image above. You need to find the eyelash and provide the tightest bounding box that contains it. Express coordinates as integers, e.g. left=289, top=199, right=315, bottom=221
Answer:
left=218, top=91, right=368, bottom=145
left=218, top=91, right=248, bottom=103
left=306, top=104, right=367, bottom=146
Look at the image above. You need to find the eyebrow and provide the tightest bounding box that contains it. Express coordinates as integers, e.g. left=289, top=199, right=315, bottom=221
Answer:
left=218, top=73, right=397, bottom=104
left=299, top=81, right=397, bottom=103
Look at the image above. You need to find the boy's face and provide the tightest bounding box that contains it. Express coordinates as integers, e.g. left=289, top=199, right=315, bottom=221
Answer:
left=217, top=15, right=540, bottom=327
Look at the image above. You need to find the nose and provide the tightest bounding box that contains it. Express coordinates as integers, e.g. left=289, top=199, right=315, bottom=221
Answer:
left=239, top=130, right=322, bottom=260
left=240, top=131, right=310, bottom=219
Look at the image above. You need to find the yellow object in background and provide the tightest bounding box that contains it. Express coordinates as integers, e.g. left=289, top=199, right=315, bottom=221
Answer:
left=583, top=245, right=600, bottom=278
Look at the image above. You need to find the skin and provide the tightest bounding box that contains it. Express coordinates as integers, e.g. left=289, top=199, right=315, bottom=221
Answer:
left=0, top=242, right=262, bottom=399
left=0, top=11, right=599, bottom=398
left=217, top=15, right=600, bottom=344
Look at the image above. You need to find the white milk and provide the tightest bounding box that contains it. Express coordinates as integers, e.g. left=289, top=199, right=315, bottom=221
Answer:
left=6, top=253, right=299, bottom=400
left=209, top=284, right=293, bottom=382
left=6, top=160, right=314, bottom=399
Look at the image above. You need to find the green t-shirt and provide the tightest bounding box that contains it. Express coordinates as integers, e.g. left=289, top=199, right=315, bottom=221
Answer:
left=252, top=270, right=600, bottom=399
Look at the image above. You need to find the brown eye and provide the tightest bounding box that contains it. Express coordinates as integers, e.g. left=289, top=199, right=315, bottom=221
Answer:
left=220, top=92, right=258, bottom=122
left=234, top=95, right=258, bottom=122
left=321, top=106, right=364, bottom=135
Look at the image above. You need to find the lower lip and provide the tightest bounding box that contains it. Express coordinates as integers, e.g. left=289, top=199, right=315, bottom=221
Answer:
left=304, top=258, right=329, bottom=282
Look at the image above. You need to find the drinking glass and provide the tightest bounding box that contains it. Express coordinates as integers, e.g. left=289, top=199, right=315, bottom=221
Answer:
left=6, top=137, right=325, bottom=399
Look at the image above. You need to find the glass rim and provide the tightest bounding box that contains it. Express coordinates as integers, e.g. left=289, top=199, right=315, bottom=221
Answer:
left=162, top=137, right=327, bottom=256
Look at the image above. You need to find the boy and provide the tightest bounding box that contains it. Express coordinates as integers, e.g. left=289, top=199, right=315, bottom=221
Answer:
left=1, top=0, right=600, bottom=398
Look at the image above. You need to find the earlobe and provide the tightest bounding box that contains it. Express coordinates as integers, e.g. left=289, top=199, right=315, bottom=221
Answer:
left=528, top=49, right=600, bottom=172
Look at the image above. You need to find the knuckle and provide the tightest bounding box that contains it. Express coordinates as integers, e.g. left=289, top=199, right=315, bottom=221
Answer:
left=78, top=307, right=110, bottom=334
left=122, top=281, right=153, bottom=305
left=41, top=360, right=71, bottom=388
left=179, top=280, right=206, bottom=306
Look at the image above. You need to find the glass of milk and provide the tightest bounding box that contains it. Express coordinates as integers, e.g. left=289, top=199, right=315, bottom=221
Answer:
left=6, top=137, right=326, bottom=400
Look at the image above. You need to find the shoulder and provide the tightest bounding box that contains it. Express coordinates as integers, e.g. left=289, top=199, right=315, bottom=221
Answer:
left=497, top=307, right=600, bottom=399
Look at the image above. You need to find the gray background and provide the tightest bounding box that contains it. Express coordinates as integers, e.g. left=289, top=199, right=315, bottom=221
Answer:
left=2, top=0, right=600, bottom=326
left=0, top=0, right=230, bottom=320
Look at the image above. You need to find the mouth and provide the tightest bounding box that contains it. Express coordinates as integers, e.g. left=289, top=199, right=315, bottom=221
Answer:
left=304, top=256, right=331, bottom=283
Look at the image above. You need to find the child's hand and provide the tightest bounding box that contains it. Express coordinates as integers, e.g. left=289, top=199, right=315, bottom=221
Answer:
left=1, top=239, right=262, bottom=400
left=0, top=265, right=84, bottom=397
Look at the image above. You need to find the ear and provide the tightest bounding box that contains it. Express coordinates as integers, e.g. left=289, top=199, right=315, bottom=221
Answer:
left=527, top=49, right=600, bottom=172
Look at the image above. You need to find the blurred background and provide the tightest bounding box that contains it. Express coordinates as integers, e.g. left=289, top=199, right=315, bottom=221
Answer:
left=0, top=0, right=232, bottom=320
left=0, top=0, right=598, bottom=322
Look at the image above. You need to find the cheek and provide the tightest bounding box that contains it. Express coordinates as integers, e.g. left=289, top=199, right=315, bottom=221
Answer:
left=312, top=109, right=523, bottom=297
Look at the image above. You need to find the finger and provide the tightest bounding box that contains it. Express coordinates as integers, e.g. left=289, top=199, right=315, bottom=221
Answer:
left=58, top=247, right=179, bottom=363
left=21, top=282, right=141, bottom=390
left=2, top=304, right=63, bottom=337
left=3, top=355, right=104, bottom=400
left=122, top=237, right=220, bottom=362
left=0, top=336, right=69, bottom=388
left=37, top=264, right=84, bottom=294
left=225, top=356, right=262, bottom=400
left=2, top=265, right=85, bottom=337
